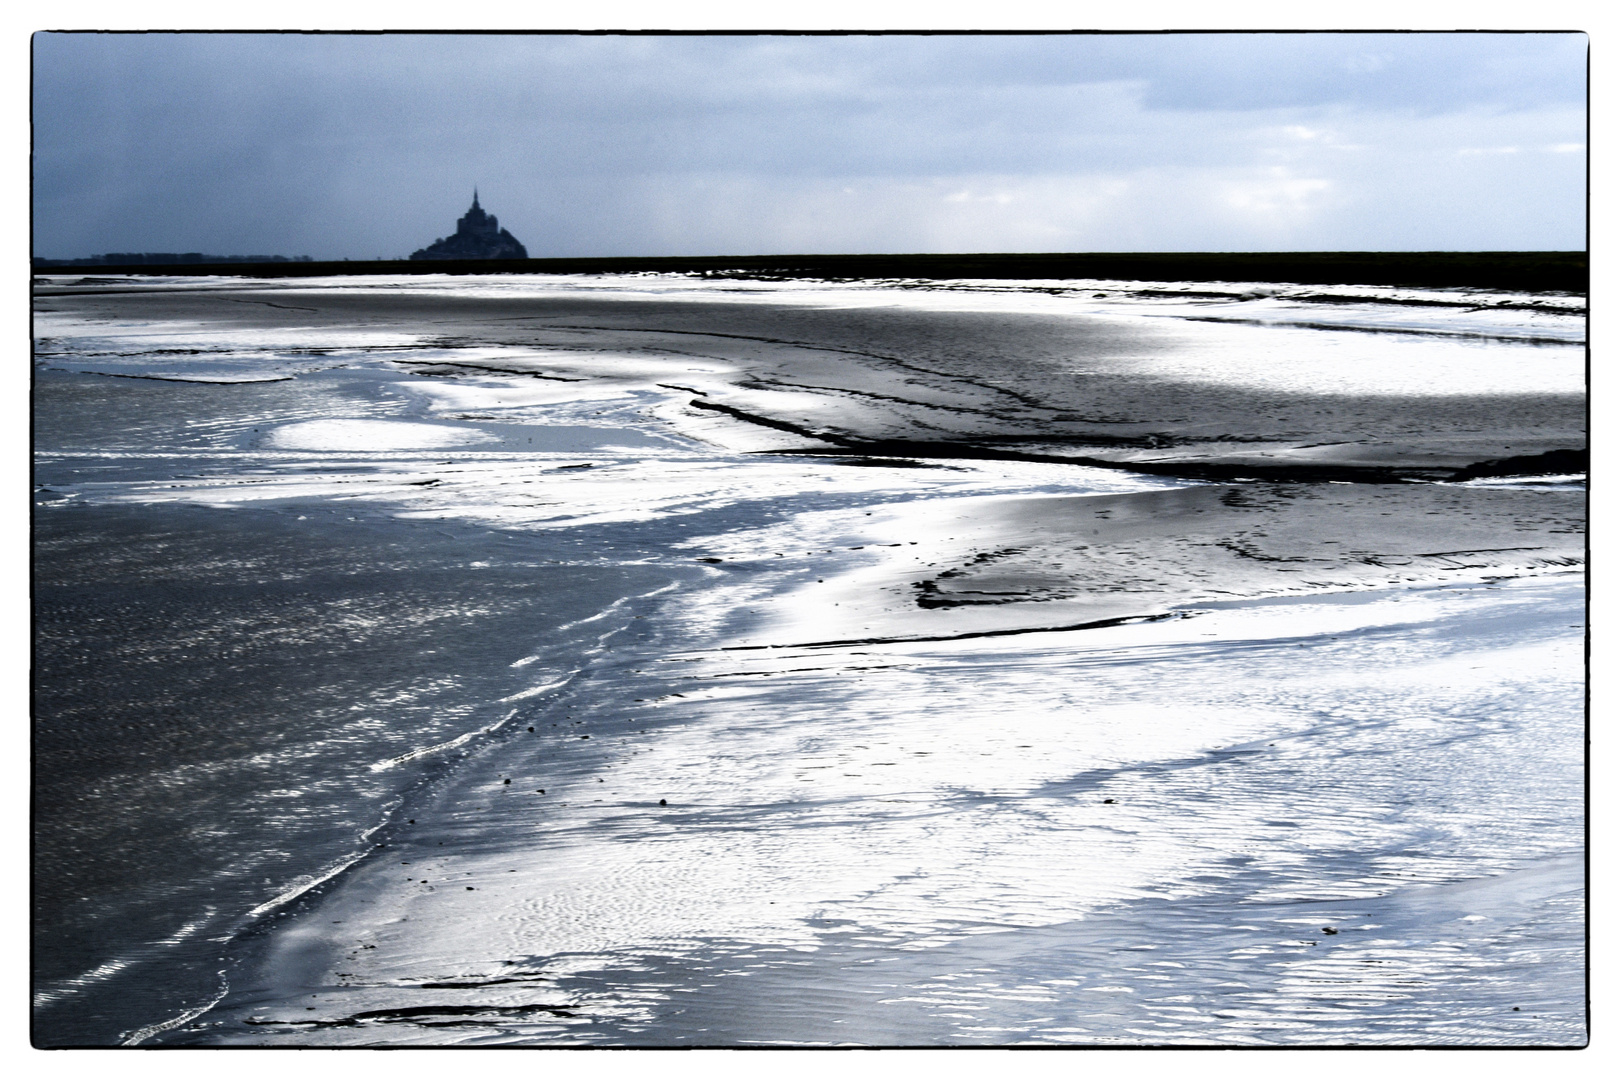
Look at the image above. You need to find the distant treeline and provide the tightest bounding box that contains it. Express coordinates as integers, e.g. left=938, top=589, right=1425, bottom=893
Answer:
left=31, top=251, right=1586, bottom=293
left=33, top=253, right=314, bottom=267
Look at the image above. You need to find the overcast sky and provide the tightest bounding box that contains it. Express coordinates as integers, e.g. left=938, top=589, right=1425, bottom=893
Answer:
left=31, top=32, right=1586, bottom=260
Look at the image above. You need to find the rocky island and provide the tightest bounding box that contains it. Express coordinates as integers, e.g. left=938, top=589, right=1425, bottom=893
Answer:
left=409, top=191, right=528, bottom=260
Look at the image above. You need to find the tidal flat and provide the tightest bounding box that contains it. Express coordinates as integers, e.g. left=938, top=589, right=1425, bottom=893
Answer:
left=31, top=270, right=1585, bottom=1046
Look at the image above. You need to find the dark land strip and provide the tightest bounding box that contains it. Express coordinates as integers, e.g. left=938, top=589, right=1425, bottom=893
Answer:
left=241, top=1004, right=579, bottom=1029
left=34, top=250, right=1588, bottom=293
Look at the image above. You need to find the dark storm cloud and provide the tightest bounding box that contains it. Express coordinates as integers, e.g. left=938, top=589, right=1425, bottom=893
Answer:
left=32, top=32, right=1586, bottom=259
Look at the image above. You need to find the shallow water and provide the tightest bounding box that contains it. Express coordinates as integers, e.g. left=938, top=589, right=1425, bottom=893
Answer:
left=32, top=499, right=695, bottom=1044
left=31, top=273, right=1584, bottom=1046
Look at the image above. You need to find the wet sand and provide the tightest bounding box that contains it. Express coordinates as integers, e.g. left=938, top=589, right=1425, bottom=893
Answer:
left=188, top=576, right=1584, bottom=1046
left=704, top=480, right=1584, bottom=647
left=33, top=272, right=1585, bottom=475
left=32, top=271, right=1585, bottom=1046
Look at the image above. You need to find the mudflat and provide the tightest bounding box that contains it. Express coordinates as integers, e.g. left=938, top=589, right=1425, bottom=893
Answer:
left=33, top=271, right=1585, bottom=1046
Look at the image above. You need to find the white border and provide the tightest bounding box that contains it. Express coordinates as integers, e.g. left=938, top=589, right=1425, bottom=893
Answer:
left=10, top=6, right=1608, bottom=1077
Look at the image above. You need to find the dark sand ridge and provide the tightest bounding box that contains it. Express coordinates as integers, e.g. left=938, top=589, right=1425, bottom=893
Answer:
left=34, top=278, right=1585, bottom=479
left=703, top=480, right=1586, bottom=649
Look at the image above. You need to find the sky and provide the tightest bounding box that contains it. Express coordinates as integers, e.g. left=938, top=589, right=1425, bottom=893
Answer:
left=31, top=32, right=1587, bottom=260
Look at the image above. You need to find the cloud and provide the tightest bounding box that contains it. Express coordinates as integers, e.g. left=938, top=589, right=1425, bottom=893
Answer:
left=31, top=32, right=1587, bottom=258
left=1219, top=171, right=1335, bottom=224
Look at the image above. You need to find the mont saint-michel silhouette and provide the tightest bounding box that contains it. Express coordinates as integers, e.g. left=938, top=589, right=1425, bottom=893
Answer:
left=410, top=191, right=528, bottom=260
